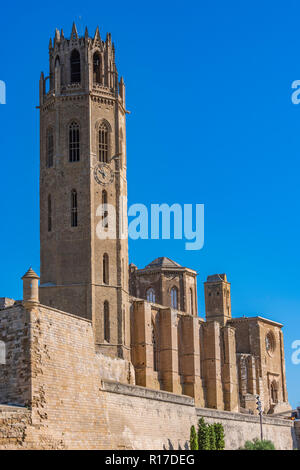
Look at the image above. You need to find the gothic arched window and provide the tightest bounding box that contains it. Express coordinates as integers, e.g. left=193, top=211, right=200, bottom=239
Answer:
left=46, top=128, right=54, bottom=168
left=270, top=380, right=278, bottom=404
left=103, top=253, right=109, bottom=284
left=171, top=286, right=178, bottom=309
left=0, top=340, right=6, bottom=365
left=98, top=122, right=109, bottom=162
left=102, top=190, right=108, bottom=228
left=71, top=189, right=78, bottom=227
left=70, top=49, right=81, bottom=83
left=48, top=194, right=52, bottom=232
left=146, top=288, right=156, bottom=303
left=69, top=121, right=80, bottom=162
left=189, top=288, right=193, bottom=315
left=93, top=52, right=102, bottom=84
left=104, top=301, right=110, bottom=342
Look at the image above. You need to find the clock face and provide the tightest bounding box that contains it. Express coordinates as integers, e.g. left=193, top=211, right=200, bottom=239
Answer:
left=94, top=163, right=114, bottom=186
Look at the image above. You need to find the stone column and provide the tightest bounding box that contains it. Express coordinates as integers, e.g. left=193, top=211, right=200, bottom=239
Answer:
left=279, top=330, right=288, bottom=403
left=222, top=326, right=239, bottom=412
left=202, top=321, right=224, bottom=409
left=247, top=355, right=257, bottom=395
left=179, top=315, right=205, bottom=406
left=159, top=308, right=181, bottom=394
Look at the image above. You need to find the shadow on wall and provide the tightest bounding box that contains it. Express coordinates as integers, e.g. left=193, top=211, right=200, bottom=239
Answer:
left=163, top=439, right=189, bottom=450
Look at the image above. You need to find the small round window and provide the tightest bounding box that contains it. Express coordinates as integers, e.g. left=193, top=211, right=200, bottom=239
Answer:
left=265, top=331, right=276, bottom=355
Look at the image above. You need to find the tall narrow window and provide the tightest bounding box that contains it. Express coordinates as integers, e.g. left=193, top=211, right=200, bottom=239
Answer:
left=103, top=253, right=109, bottom=284
left=152, top=323, right=158, bottom=372
left=146, top=288, right=156, bottom=303
left=171, top=287, right=178, bottom=309
left=71, top=189, right=78, bottom=227
left=93, top=52, right=102, bottom=84
left=70, top=50, right=81, bottom=83
left=48, top=195, right=52, bottom=232
left=69, top=121, right=80, bottom=162
left=104, top=301, right=110, bottom=342
left=46, top=128, right=54, bottom=168
left=189, top=288, right=193, bottom=315
left=98, top=122, right=109, bottom=162
left=270, top=381, right=278, bottom=404
left=102, top=190, right=108, bottom=228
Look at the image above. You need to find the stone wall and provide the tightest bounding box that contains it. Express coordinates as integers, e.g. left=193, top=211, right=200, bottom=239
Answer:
left=0, top=303, right=296, bottom=450
left=0, top=304, right=31, bottom=406
left=0, top=406, right=30, bottom=449
left=102, top=381, right=296, bottom=450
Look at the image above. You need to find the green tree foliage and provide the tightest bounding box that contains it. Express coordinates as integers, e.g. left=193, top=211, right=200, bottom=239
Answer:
left=197, top=418, right=210, bottom=450
left=191, top=418, right=226, bottom=450
left=208, top=425, right=216, bottom=450
left=240, top=438, right=275, bottom=450
left=190, top=425, right=198, bottom=450
left=214, top=423, right=225, bottom=450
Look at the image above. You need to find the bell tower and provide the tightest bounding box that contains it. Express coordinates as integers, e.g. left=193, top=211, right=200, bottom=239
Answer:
left=39, top=24, right=130, bottom=360
left=204, top=274, right=232, bottom=326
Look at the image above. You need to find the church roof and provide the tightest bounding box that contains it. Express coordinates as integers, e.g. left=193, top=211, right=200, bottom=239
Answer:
left=145, top=257, right=182, bottom=269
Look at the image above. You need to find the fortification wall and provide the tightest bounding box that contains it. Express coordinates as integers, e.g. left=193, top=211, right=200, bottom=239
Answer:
left=0, top=303, right=296, bottom=450
left=0, top=405, right=30, bottom=449
left=102, top=381, right=295, bottom=450
left=0, top=304, right=31, bottom=406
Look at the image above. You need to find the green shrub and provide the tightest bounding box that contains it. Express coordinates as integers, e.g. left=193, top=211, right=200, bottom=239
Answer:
left=214, top=423, right=225, bottom=450
left=208, top=424, right=216, bottom=450
left=197, top=418, right=210, bottom=450
left=240, top=438, right=275, bottom=450
left=191, top=418, right=226, bottom=450
left=190, top=425, right=198, bottom=450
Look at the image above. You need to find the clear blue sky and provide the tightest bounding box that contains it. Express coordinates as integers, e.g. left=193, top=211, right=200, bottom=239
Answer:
left=0, top=0, right=299, bottom=408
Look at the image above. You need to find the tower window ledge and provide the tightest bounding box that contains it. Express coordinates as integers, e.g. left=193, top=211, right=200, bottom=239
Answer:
left=65, top=83, right=82, bottom=90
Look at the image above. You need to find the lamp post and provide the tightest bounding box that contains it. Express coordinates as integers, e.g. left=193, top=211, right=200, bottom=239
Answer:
left=256, top=395, right=263, bottom=441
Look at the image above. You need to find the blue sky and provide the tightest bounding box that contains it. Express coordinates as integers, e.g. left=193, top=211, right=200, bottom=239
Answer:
left=0, top=0, right=299, bottom=408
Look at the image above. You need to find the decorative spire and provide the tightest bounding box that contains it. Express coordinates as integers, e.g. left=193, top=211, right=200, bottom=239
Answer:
left=106, top=32, right=111, bottom=44
left=61, top=29, right=64, bottom=39
left=93, top=26, right=101, bottom=44
left=84, top=26, right=89, bottom=40
left=49, top=37, right=53, bottom=49
left=71, top=22, right=78, bottom=40
left=55, top=28, right=60, bottom=43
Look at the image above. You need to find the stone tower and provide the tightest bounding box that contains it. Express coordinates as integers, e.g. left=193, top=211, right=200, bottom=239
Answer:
left=204, top=274, right=231, bottom=325
left=39, top=24, right=130, bottom=360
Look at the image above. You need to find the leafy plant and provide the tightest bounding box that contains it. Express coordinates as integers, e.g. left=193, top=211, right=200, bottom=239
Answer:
left=240, top=438, right=275, bottom=450
left=190, top=425, right=198, bottom=450
left=208, top=424, right=216, bottom=450
left=197, top=418, right=210, bottom=450
left=190, top=418, right=226, bottom=450
left=214, top=423, right=225, bottom=450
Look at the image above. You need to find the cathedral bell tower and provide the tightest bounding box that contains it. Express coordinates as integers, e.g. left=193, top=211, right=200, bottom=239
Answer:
left=39, top=24, right=130, bottom=360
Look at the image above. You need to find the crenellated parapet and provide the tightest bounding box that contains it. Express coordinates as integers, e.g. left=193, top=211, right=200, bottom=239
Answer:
left=40, top=23, right=125, bottom=110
